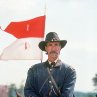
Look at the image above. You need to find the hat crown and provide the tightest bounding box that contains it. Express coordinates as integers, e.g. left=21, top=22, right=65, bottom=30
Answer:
left=45, top=32, right=60, bottom=42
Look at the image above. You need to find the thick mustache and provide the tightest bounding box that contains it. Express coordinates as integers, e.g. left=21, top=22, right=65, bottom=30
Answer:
left=49, top=51, right=58, bottom=54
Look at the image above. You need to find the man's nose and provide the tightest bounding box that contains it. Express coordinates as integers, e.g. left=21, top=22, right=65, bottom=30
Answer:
left=51, top=46, right=56, bottom=50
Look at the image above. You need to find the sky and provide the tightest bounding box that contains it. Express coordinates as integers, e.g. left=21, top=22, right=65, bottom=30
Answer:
left=0, top=0, right=97, bottom=92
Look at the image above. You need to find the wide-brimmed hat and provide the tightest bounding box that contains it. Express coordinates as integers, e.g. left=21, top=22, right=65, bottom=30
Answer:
left=38, top=32, right=67, bottom=51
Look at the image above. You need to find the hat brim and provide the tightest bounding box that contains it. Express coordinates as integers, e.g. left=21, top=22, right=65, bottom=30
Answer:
left=38, top=40, right=67, bottom=51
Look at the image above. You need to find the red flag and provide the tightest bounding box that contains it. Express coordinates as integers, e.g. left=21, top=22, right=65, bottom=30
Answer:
left=4, top=15, right=45, bottom=38
left=0, top=15, right=46, bottom=60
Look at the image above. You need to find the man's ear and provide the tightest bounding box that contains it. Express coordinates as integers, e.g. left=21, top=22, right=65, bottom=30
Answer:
left=45, top=46, right=47, bottom=52
left=45, top=46, right=48, bottom=54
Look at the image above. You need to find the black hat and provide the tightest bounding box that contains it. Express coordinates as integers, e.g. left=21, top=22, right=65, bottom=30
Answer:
left=38, top=32, right=67, bottom=51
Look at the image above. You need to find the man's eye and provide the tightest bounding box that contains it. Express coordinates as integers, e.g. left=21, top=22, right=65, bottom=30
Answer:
left=55, top=44, right=59, bottom=46
left=47, top=43, right=60, bottom=46
left=47, top=44, right=52, bottom=46
left=49, top=44, right=53, bottom=46
left=55, top=44, right=60, bottom=46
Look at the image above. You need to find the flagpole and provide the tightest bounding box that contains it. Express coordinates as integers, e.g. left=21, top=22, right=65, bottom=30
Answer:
left=44, top=1, right=47, bottom=16
left=41, top=2, right=47, bottom=63
left=41, top=51, right=43, bottom=63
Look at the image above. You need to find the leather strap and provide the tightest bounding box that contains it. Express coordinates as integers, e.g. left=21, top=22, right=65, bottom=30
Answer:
left=47, top=67, right=61, bottom=97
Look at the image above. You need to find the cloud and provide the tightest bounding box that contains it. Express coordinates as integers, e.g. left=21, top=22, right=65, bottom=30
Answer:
left=0, top=0, right=45, bottom=28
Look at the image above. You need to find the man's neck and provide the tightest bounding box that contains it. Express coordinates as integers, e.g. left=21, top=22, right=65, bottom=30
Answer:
left=48, top=58, right=59, bottom=64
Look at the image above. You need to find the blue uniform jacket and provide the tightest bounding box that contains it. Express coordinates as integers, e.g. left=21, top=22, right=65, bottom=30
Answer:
left=24, top=60, right=76, bottom=97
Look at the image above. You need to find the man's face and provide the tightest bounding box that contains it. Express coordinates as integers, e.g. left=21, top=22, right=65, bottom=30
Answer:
left=45, top=42, right=61, bottom=61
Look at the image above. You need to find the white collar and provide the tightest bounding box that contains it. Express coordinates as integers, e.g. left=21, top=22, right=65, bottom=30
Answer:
left=48, top=58, right=61, bottom=67
left=48, top=58, right=58, bottom=64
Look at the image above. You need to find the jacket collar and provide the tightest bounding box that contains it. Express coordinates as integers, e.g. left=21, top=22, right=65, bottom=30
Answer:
left=44, top=60, right=62, bottom=68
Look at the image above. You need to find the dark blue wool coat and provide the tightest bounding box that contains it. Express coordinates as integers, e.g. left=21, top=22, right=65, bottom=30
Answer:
left=24, top=60, right=76, bottom=97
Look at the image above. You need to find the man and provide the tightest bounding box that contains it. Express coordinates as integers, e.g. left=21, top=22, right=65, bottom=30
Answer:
left=24, top=32, right=76, bottom=97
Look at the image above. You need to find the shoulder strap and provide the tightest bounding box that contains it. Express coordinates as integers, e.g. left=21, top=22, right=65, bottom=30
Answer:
left=47, top=67, right=61, bottom=96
